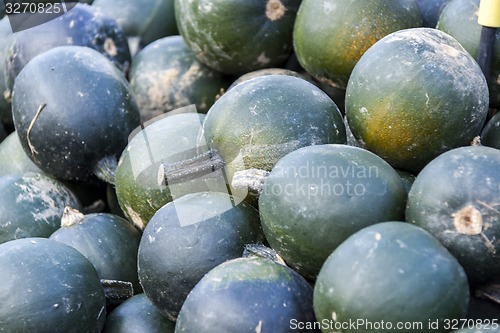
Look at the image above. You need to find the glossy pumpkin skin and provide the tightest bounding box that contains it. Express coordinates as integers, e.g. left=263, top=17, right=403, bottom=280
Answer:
left=49, top=212, right=142, bottom=293
left=406, top=146, right=500, bottom=284
left=346, top=28, right=489, bottom=173
left=0, top=238, right=106, bottom=333
left=138, top=192, right=264, bottom=320
left=314, top=222, right=470, bottom=333
left=175, top=256, right=319, bottom=333
left=437, top=0, right=500, bottom=108
left=12, top=46, right=140, bottom=182
left=4, top=3, right=130, bottom=93
left=175, top=0, right=302, bottom=75
left=259, top=144, right=406, bottom=279
left=129, top=36, right=230, bottom=122
left=105, top=293, right=175, bottom=333
left=0, top=173, right=81, bottom=244
left=482, top=111, right=500, bottom=149
left=93, top=0, right=178, bottom=47
left=203, top=75, right=346, bottom=185
left=293, top=0, right=422, bottom=89
left=114, top=112, right=232, bottom=230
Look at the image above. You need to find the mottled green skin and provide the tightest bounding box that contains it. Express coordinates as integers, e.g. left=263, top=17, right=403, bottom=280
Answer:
left=175, top=0, right=302, bottom=75
left=175, top=256, right=318, bottom=333
left=294, top=0, right=422, bottom=89
left=203, top=75, right=346, bottom=184
left=314, top=222, right=470, bottom=333
left=259, top=144, right=406, bottom=280
left=406, top=146, right=500, bottom=285
left=50, top=213, right=142, bottom=293
left=105, top=294, right=175, bottom=333
left=114, top=112, right=229, bottom=230
left=346, top=28, right=489, bottom=173
left=138, top=192, right=264, bottom=320
left=482, top=112, right=500, bottom=149
left=93, top=0, right=178, bottom=47
left=129, top=36, right=230, bottom=122
left=4, top=4, right=130, bottom=92
left=0, top=238, right=106, bottom=333
left=437, top=0, right=500, bottom=108
left=0, top=173, right=81, bottom=244
left=12, top=46, right=140, bottom=182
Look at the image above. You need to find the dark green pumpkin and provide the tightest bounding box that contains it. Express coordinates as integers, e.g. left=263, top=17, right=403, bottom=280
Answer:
left=417, top=0, right=450, bottom=27
left=49, top=208, right=142, bottom=293
left=0, top=238, right=106, bottom=333
left=137, top=191, right=264, bottom=320
left=293, top=0, right=422, bottom=89
left=114, top=112, right=232, bottom=230
left=175, top=0, right=302, bottom=75
left=406, top=146, right=500, bottom=284
left=259, top=144, right=406, bottom=279
left=227, top=67, right=306, bottom=90
left=0, top=172, right=81, bottom=244
left=175, top=256, right=319, bottom=333
left=482, top=112, right=500, bottom=149
left=436, top=0, right=500, bottom=108
left=105, top=293, right=175, bottom=333
left=4, top=3, right=130, bottom=93
left=93, top=0, right=177, bottom=48
left=314, top=222, right=469, bottom=333
left=12, top=45, right=140, bottom=182
left=346, top=28, right=489, bottom=173
left=129, top=35, right=230, bottom=122
left=203, top=74, right=346, bottom=187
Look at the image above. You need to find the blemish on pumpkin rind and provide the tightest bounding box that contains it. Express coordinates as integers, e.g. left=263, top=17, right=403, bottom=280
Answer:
left=452, top=205, right=483, bottom=235
left=266, top=0, right=286, bottom=21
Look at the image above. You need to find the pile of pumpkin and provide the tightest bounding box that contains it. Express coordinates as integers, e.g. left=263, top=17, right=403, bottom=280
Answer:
left=0, top=0, right=499, bottom=332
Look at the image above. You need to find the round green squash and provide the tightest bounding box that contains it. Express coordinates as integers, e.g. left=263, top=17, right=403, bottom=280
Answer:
left=406, top=146, right=500, bottom=284
left=259, top=144, right=406, bottom=279
left=129, top=35, right=230, bottom=122
left=105, top=293, right=175, bottom=333
left=436, top=0, right=500, bottom=108
left=345, top=27, right=489, bottom=173
left=227, top=67, right=306, bottom=90
left=293, top=0, right=422, bottom=89
left=12, top=46, right=140, bottom=182
left=314, top=222, right=470, bottom=333
left=481, top=111, right=500, bottom=149
left=0, top=238, right=106, bottom=333
left=49, top=208, right=142, bottom=293
left=137, top=191, right=264, bottom=320
left=203, top=74, right=346, bottom=187
left=175, top=256, right=318, bottom=333
left=93, top=0, right=178, bottom=47
left=175, top=0, right=302, bottom=75
left=4, top=3, right=130, bottom=93
left=115, top=112, right=233, bottom=230
left=0, top=172, right=81, bottom=244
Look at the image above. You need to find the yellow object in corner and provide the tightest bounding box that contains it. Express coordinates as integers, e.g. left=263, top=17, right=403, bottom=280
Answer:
left=478, top=0, right=500, bottom=27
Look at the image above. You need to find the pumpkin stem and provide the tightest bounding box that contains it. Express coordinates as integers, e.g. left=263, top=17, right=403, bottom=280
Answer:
left=157, top=148, right=225, bottom=186
left=61, top=206, right=85, bottom=228
left=243, top=243, right=287, bottom=266
left=101, top=279, right=134, bottom=306
left=231, top=168, right=270, bottom=193
left=94, top=155, right=118, bottom=185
